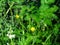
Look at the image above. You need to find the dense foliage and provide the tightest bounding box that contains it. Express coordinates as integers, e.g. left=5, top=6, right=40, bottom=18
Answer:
left=0, top=0, right=60, bottom=45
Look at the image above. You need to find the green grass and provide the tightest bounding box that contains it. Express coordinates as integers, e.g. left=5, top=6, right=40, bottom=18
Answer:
left=0, top=0, right=60, bottom=45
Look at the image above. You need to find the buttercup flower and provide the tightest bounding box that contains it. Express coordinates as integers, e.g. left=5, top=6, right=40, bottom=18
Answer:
left=30, top=27, right=36, bottom=32
left=15, top=14, right=19, bottom=19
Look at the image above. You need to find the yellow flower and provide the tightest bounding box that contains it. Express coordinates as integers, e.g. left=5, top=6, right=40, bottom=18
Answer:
left=15, top=14, right=19, bottom=19
left=30, top=27, right=35, bottom=32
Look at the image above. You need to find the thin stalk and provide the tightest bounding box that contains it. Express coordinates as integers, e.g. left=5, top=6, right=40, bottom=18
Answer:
left=4, top=2, right=14, bottom=17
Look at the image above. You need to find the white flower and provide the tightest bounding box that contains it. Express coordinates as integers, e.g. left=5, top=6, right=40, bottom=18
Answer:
left=7, top=34, right=15, bottom=39
left=7, top=30, right=15, bottom=39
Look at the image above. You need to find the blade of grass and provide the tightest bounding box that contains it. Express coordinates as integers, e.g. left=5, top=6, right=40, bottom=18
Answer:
left=4, top=2, right=14, bottom=17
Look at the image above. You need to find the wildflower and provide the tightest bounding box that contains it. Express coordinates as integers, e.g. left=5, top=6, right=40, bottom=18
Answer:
left=30, top=27, right=36, bottom=32
left=7, top=34, right=15, bottom=39
left=7, top=30, right=15, bottom=39
left=15, top=14, right=19, bottom=19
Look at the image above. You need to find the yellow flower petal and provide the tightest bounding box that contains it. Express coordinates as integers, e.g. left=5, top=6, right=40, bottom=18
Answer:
left=30, top=27, right=35, bottom=32
left=15, top=14, right=19, bottom=19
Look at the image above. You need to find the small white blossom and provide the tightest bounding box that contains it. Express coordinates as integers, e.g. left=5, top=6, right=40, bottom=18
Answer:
left=7, top=30, right=15, bottom=39
left=7, top=34, right=15, bottom=39
left=9, top=34, right=15, bottom=39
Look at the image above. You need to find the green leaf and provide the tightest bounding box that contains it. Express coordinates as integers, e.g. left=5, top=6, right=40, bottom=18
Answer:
left=53, top=24, right=59, bottom=35
left=49, top=5, right=58, bottom=13
left=24, top=15, right=30, bottom=20
left=31, top=14, right=40, bottom=22
left=44, top=19, right=52, bottom=25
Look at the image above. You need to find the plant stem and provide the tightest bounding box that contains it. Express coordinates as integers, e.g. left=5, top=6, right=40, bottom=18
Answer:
left=4, top=2, right=14, bottom=17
